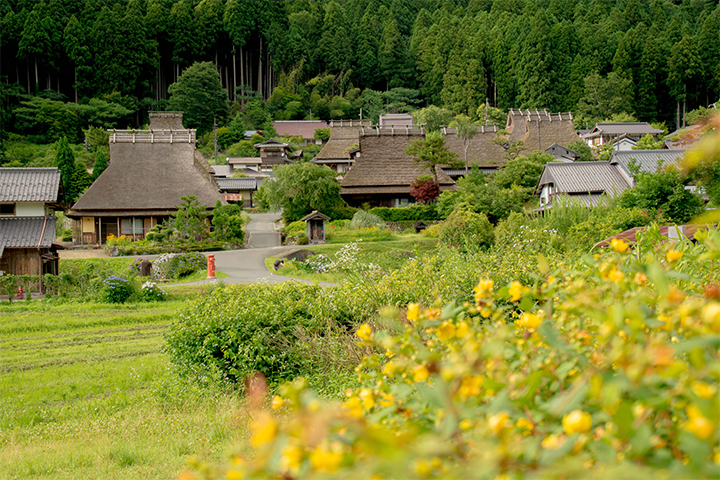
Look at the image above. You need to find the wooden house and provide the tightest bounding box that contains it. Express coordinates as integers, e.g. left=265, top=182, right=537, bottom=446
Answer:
left=0, top=168, right=64, bottom=276
left=216, top=177, right=258, bottom=207
left=312, top=120, right=371, bottom=174
left=340, top=125, right=456, bottom=207
left=506, top=109, right=579, bottom=152
left=273, top=120, right=327, bottom=145
left=582, top=122, right=663, bottom=146
left=67, top=112, right=226, bottom=245
left=535, top=162, right=632, bottom=211
left=609, top=150, right=685, bottom=179
left=544, top=142, right=582, bottom=162
left=253, top=138, right=294, bottom=172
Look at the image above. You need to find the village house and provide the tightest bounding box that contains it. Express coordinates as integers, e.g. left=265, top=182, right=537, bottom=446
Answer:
left=506, top=109, right=579, bottom=152
left=609, top=149, right=685, bottom=178
left=312, top=119, right=371, bottom=174
left=253, top=137, right=296, bottom=172
left=273, top=120, right=327, bottom=146
left=582, top=122, right=664, bottom=146
left=440, top=124, right=508, bottom=179
left=0, top=167, right=64, bottom=276
left=544, top=142, right=582, bottom=162
left=340, top=124, right=456, bottom=207
left=535, top=161, right=632, bottom=211
left=67, top=111, right=225, bottom=245
left=215, top=177, right=259, bottom=208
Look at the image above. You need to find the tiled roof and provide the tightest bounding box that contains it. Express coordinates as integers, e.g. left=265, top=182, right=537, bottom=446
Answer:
left=585, top=122, right=664, bottom=137
left=537, top=162, right=631, bottom=196
left=254, top=137, right=289, bottom=148
left=443, top=167, right=499, bottom=176
left=228, top=157, right=261, bottom=164
left=274, top=120, right=327, bottom=139
left=215, top=178, right=258, bottom=190
left=0, top=216, right=57, bottom=256
left=0, top=168, right=61, bottom=203
left=610, top=150, right=685, bottom=175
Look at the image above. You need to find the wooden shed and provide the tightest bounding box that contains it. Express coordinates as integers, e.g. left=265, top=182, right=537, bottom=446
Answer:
left=300, top=211, right=331, bottom=244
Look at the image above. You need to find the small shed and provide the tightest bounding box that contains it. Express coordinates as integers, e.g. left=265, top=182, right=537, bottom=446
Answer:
left=300, top=211, right=331, bottom=244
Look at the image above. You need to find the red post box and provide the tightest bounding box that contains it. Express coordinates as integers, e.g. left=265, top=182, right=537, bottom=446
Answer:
left=207, top=254, right=216, bottom=279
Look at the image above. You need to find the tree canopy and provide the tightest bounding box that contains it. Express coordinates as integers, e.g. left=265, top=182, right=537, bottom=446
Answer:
left=168, top=61, right=229, bottom=136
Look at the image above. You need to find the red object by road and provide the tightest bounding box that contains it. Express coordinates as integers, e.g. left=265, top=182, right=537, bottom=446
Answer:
left=207, top=254, right=216, bottom=279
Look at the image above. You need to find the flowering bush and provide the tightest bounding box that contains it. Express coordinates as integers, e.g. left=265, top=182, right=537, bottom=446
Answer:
left=151, top=252, right=207, bottom=280
left=183, top=227, right=720, bottom=480
left=100, top=276, right=133, bottom=303
left=105, top=234, right=131, bottom=247
left=140, top=281, right=166, bottom=301
left=349, top=210, right=386, bottom=229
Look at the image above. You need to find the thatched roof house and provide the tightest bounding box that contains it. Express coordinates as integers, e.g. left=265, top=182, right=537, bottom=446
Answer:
left=68, top=112, right=225, bottom=245
left=506, top=109, right=579, bottom=152
left=340, top=126, right=456, bottom=207
left=440, top=124, right=507, bottom=178
left=313, top=119, right=371, bottom=174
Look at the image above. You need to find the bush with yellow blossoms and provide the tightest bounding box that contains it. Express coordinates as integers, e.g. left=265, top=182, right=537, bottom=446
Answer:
left=184, top=227, right=720, bottom=479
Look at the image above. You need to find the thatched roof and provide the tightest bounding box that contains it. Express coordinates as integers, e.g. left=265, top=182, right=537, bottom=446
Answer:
left=70, top=141, right=225, bottom=217
left=506, top=109, right=579, bottom=151
left=341, top=131, right=455, bottom=195
left=314, top=120, right=370, bottom=160
left=440, top=125, right=507, bottom=167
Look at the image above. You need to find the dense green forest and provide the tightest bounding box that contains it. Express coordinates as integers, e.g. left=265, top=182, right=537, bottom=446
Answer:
left=1, top=0, right=719, bottom=155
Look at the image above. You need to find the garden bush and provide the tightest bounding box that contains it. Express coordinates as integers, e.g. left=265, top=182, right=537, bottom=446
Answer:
left=368, top=204, right=442, bottom=222
left=140, top=280, right=166, bottom=301
left=152, top=252, right=207, bottom=280
left=438, top=209, right=494, bottom=252
left=188, top=227, right=720, bottom=480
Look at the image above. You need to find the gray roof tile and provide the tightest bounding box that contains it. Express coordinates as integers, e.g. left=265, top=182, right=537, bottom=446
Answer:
left=585, top=122, right=664, bottom=136
left=0, top=168, right=61, bottom=203
left=215, top=178, right=258, bottom=190
left=0, top=216, right=57, bottom=255
left=537, top=162, right=631, bottom=196
left=610, top=150, right=685, bottom=174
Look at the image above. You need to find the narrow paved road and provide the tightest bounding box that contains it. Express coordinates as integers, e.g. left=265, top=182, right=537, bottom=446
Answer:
left=245, top=213, right=282, bottom=248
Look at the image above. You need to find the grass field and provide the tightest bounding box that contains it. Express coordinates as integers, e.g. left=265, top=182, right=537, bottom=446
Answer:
left=0, top=288, right=246, bottom=480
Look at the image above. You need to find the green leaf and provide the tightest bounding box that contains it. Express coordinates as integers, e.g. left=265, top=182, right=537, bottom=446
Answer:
left=541, top=379, right=589, bottom=417
left=630, top=423, right=652, bottom=456
left=613, top=402, right=635, bottom=439
left=537, top=254, right=549, bottom=275
left=673, top=335, right=720, bottom=353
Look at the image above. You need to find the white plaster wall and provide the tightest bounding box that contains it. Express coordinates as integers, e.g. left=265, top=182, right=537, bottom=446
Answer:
left=15, top=203, right=46, bottom=216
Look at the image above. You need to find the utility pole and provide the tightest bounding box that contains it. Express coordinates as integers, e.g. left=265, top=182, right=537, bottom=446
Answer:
left=213, top=117, right=218, bottom=164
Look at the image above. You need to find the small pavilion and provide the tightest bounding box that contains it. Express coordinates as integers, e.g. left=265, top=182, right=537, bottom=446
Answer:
left=300, top=211, right=330, bottom=244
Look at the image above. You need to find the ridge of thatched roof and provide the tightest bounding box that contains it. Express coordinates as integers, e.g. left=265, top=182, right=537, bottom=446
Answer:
left=341, top=134, right=455, bottom=192
left=314, top=121, right=370, bottom=160
left=440, top=126, right=508, bottom=167
left=70, top=142, right=225, bottom=215
left=506, top=109, right=579, bottom=151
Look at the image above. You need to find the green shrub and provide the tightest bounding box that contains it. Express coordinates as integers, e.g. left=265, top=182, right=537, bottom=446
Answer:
left=282, top=221, right=306, bottom=236
left=350, top=210, right=386, bottom=229
left=329, top=219, right=350, bottom=228
left=368, top=204, right=442, bottom=221
left=140, top=280, right=167, bottom=301
left=100, top=276, right=134, bottom=303
left=438, top=209, right=494, bottom=252
left=166, top=283, right=335, bottom=386
left=297, top=233, right=309, bottom=245
left=151, top=252, right=207, bottom=280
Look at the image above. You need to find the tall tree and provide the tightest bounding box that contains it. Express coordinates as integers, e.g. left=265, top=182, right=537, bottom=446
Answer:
left=449, top=114, right=479, bottom=174
left=63, top=15, right=91, bottom=102
left=405, top=130, right=461, bottom=182
left=667, top=34, right=704, bottom=130
left=224, top=0, right=255, bottom=101
left=18, top=3, right=51, bottom=92
left=53, top=136, right=76, bottom=201
left=167, top=61, right=229, bottom=136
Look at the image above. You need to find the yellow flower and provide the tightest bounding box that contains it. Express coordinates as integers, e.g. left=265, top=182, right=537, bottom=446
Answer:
left=280, top=444, right=303, bottom=473
left=458, top=375, right=484, bottom=398
left=356, top=324, right=372, bottom=341
left=343, top=397, right=363, bottom=418
left=382, top=360, right=400, bottom=377
left=666, top=250, right=682, bottom=262
left=407, top=303, right=420, bottom=322
left=413, top=364, right=430, bottom=382
left=250, top=411, right=277, bottom=447
left=459, top=419, right=474, bottom=431
left=474, top=279, right=494, bottom=299
left=691, top=381, right=717, bottom=400
left=414, top=458, right=432, bottom=477
left=516, top=418, right=534, bottom=433
left=271, top=395, right=284, bottom=410
left=685, top=405, right=715, bottom=440
left=509, top=281, right=524, bottom=301
left=610, top=238, right=629, bottom=253
left=358, top=388, right=375, bottom=410
left=563, top=410, right=592, bottom=435
left=488, top=411, right=510, bottom=435
left=518, top=312, right=542, bottom=330
left=608, top=268, right=624, bottom=284
left=701, top=302, right=720, bottom=333
left=455, top=321, right=470, bottom=338
left=542, top=433, right=566, bottom=450
left=379, top=392, right=395, bottom=407
left=436, top=321, right=456, bottom=341
left=309, top=442, right=343, bottom=473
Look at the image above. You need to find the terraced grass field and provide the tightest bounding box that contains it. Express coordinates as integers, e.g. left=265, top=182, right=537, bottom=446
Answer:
left=0, top=291, right=245, bottom=479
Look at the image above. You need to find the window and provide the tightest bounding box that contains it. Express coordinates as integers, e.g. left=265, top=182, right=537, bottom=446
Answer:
left=120, top=218, right=143, bottom=235
left=0, top=204, right=15, bottom=215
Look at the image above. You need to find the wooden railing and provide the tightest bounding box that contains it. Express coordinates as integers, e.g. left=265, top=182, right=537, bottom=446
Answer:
left=108, top=129, right=196, bottom=144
